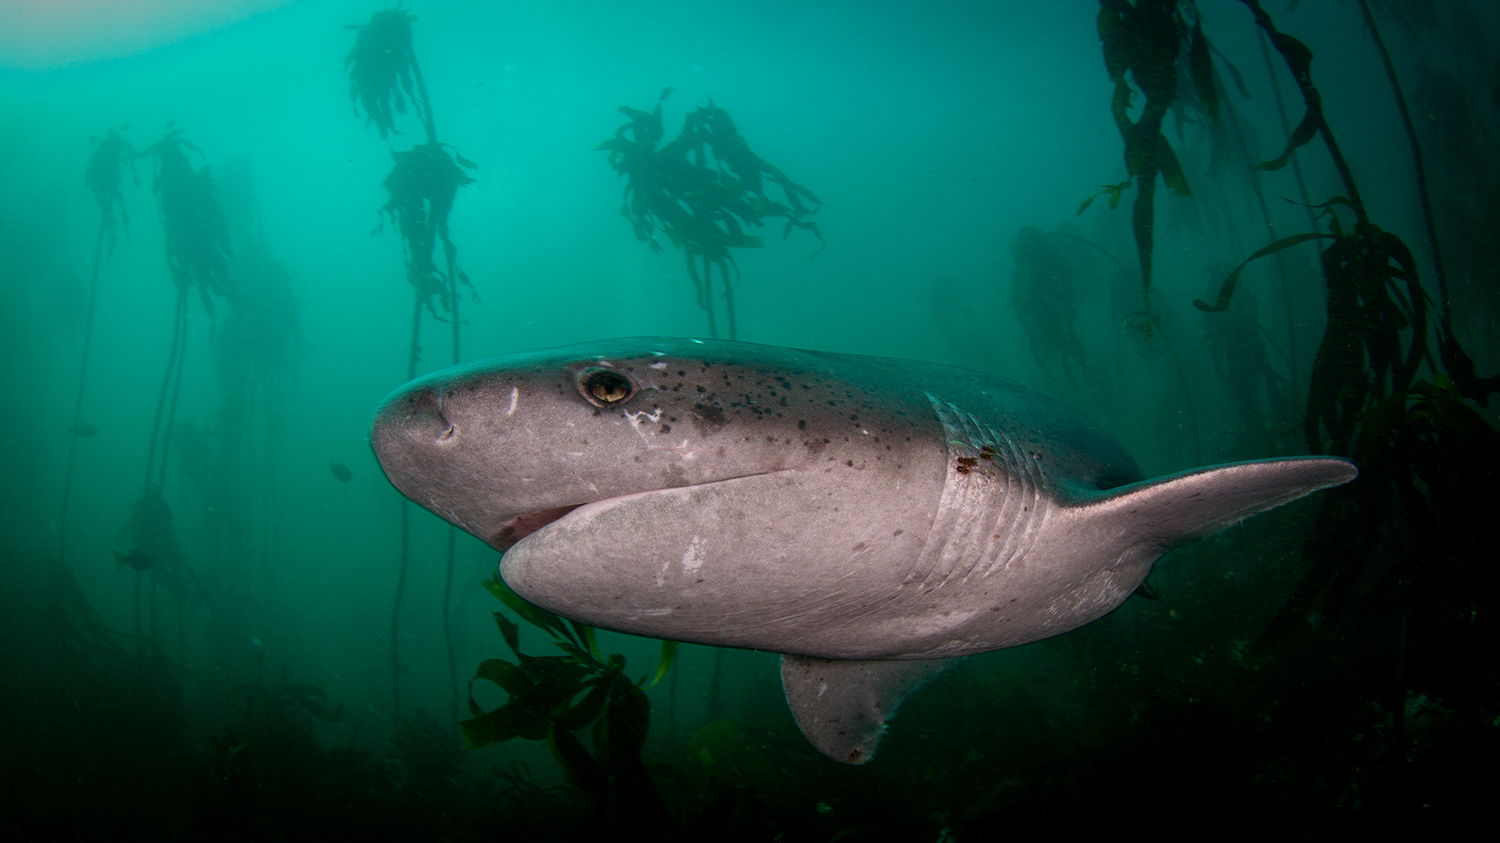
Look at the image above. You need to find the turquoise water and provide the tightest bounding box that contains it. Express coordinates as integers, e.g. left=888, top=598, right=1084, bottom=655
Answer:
left=2, top=1, right=1496, bottom=836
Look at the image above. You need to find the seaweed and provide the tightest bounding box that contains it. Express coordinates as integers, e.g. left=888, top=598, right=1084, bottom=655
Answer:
left=1010, top=227, right=1089, bottom=387
left=344, top=5, right=427, bottom=141
left=59, top=127, right=137, bottom=565
left=139, top=127, right=235, bottom=320
left=378, top=141, right=478, bottom=319
left=99, top=126, right=236, bottom=681
left=1182, top=5, right=1500, bottom=731
left=463, top=574, right=677, bottom=832
left=83, top=126, right=135, bottom=251
left=345, top=6, right=478, bottom=720
left=599, top=88, right=823, bottom=340
left=1090, top=0, right=1209, bottom=307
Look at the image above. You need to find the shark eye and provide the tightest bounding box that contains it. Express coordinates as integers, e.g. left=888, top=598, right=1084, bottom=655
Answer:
left=575, top=367, right=637, bottom=408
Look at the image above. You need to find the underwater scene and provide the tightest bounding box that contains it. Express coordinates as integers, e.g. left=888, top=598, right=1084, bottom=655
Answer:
left=2, top=0, right=1497, bottom=837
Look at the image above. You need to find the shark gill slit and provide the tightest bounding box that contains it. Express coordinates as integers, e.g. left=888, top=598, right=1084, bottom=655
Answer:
left=977, top=417, right=1045, bottom=581
left=914, top=395, right=1046, bottom=593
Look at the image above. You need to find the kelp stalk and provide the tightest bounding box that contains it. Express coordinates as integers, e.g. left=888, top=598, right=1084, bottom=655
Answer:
left=347, top=6, right=477, bottom=719
left=59, top=128, right=134, bottom=563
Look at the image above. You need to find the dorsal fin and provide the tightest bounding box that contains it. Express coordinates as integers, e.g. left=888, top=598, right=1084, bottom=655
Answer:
left=780, top=655, right=958, bottom=764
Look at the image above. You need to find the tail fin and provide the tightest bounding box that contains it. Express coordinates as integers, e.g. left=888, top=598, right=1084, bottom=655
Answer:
left=1086, top=457, right=1357, bottom=555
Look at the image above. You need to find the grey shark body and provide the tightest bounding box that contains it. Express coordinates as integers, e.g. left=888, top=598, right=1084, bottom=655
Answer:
left=370, top=337, right=1355, bottom=763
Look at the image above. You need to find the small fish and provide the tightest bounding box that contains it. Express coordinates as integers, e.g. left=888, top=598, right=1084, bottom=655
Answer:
left=113, top=549, right=154, bottom=572
left=68, top=424, right=100, bottom=437
left=329, top=462, right=354, bottom=482
left=1121, top=309, right=1162, bottom=341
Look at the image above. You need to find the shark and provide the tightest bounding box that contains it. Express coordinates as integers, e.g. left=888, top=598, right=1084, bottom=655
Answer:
left=370, top=337, right=1356, bottom=764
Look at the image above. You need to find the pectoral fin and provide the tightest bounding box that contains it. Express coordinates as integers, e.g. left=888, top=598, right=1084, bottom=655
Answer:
left=780, top=654, right=959, bottom=764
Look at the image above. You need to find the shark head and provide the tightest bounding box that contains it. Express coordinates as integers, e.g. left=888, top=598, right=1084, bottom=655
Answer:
left=372, top=337, right=1356, bottom=764
left=371, top=337, right=823, bottom=551
left=371, top=337, right=946, bottom=552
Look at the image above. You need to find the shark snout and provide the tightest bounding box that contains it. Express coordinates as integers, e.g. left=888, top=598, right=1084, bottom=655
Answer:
left=409, top=388, right=456, bottom=441
left=376, top=386, right=454, bottom=445
left=370, top=385, right=459, bottom=501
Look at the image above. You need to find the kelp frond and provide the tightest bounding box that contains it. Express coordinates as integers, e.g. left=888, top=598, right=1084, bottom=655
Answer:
left=85, top=126, right=136, bottom=244
left=599, top=90, right=824, bottom=338
left=344, top=6, right=423, bottom=140
left=380, top=142, right=478, bottom=317
left=139, top=127, right=235, bottom=317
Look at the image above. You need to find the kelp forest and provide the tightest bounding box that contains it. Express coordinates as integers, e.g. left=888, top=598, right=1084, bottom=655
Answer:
left=1, top=1, right=1496, bottom=838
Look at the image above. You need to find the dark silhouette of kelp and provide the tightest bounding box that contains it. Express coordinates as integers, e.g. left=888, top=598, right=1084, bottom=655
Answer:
left=345, top=4, right=479, bottom=721
left=345, top=4, right=428, bottom=141
left=1011, top=227, right=1090, bottom=387
left=378, top=141, right=477, bottom=319
left=1182, top=4, right=1500, bottom=755
left=58, top=127, right=137, bottom=566
left=83, top=126, right=134, bottom=251
left=1089, top=0, right=1209, bottom=311
left=599, top=88, right=823, bottom=340
left=141, top=127, right=235, bottom=321
left=109, top=126, right=235, bottom=678
left=1196, top=273, right=1295, bottom=454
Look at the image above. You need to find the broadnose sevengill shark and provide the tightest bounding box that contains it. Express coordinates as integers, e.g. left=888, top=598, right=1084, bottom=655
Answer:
left=370, top=337, right=1356, bottom=764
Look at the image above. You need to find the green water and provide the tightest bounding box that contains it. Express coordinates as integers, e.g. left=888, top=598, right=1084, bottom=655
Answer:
left=2, top=1, right=1496, bottom=837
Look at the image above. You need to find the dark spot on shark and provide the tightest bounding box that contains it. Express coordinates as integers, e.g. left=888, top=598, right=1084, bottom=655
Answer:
left=690, top=403, right=729, bottom=435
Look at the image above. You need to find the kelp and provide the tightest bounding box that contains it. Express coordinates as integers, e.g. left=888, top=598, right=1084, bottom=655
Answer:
left=137, top=127, right=222, bottom=494
left=231, top=680, right=345, bottom=725
left=1091, top=0, right=1212, bottom=305
left=139, top=127, right=236, bottom=319
left=118, top=486, right=201, bottom=607
left=378, top=142, right=478, bottom=318
left=1193, top=205, right=1429, bottom=454
left=126, top=128, right=233, bottom=655
left=84, top=126, right=135, bottom=251
left=463, top=574, right=675, bottom=828
left=196, top=671, right=350, bottom=833
left=60, top=127, right=138, bottom=564
left=1184, top=3, right=1500, bottom=697
left=1011, top=227, right=1089, bottom=387
left=344, top=5, right=427, bottom=141
left=218, top=243, right=305, bottom=397
left=599, top=88, right=823, bottom=340
left=345, top=8, right=478, bottom=720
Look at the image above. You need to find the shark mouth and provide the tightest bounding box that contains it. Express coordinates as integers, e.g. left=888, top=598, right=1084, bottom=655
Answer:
left=486, top=470, right=803, bottom=552
left=490, top=505, right=582, bottom=550
left=487, top=488, right=667, bottom=551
